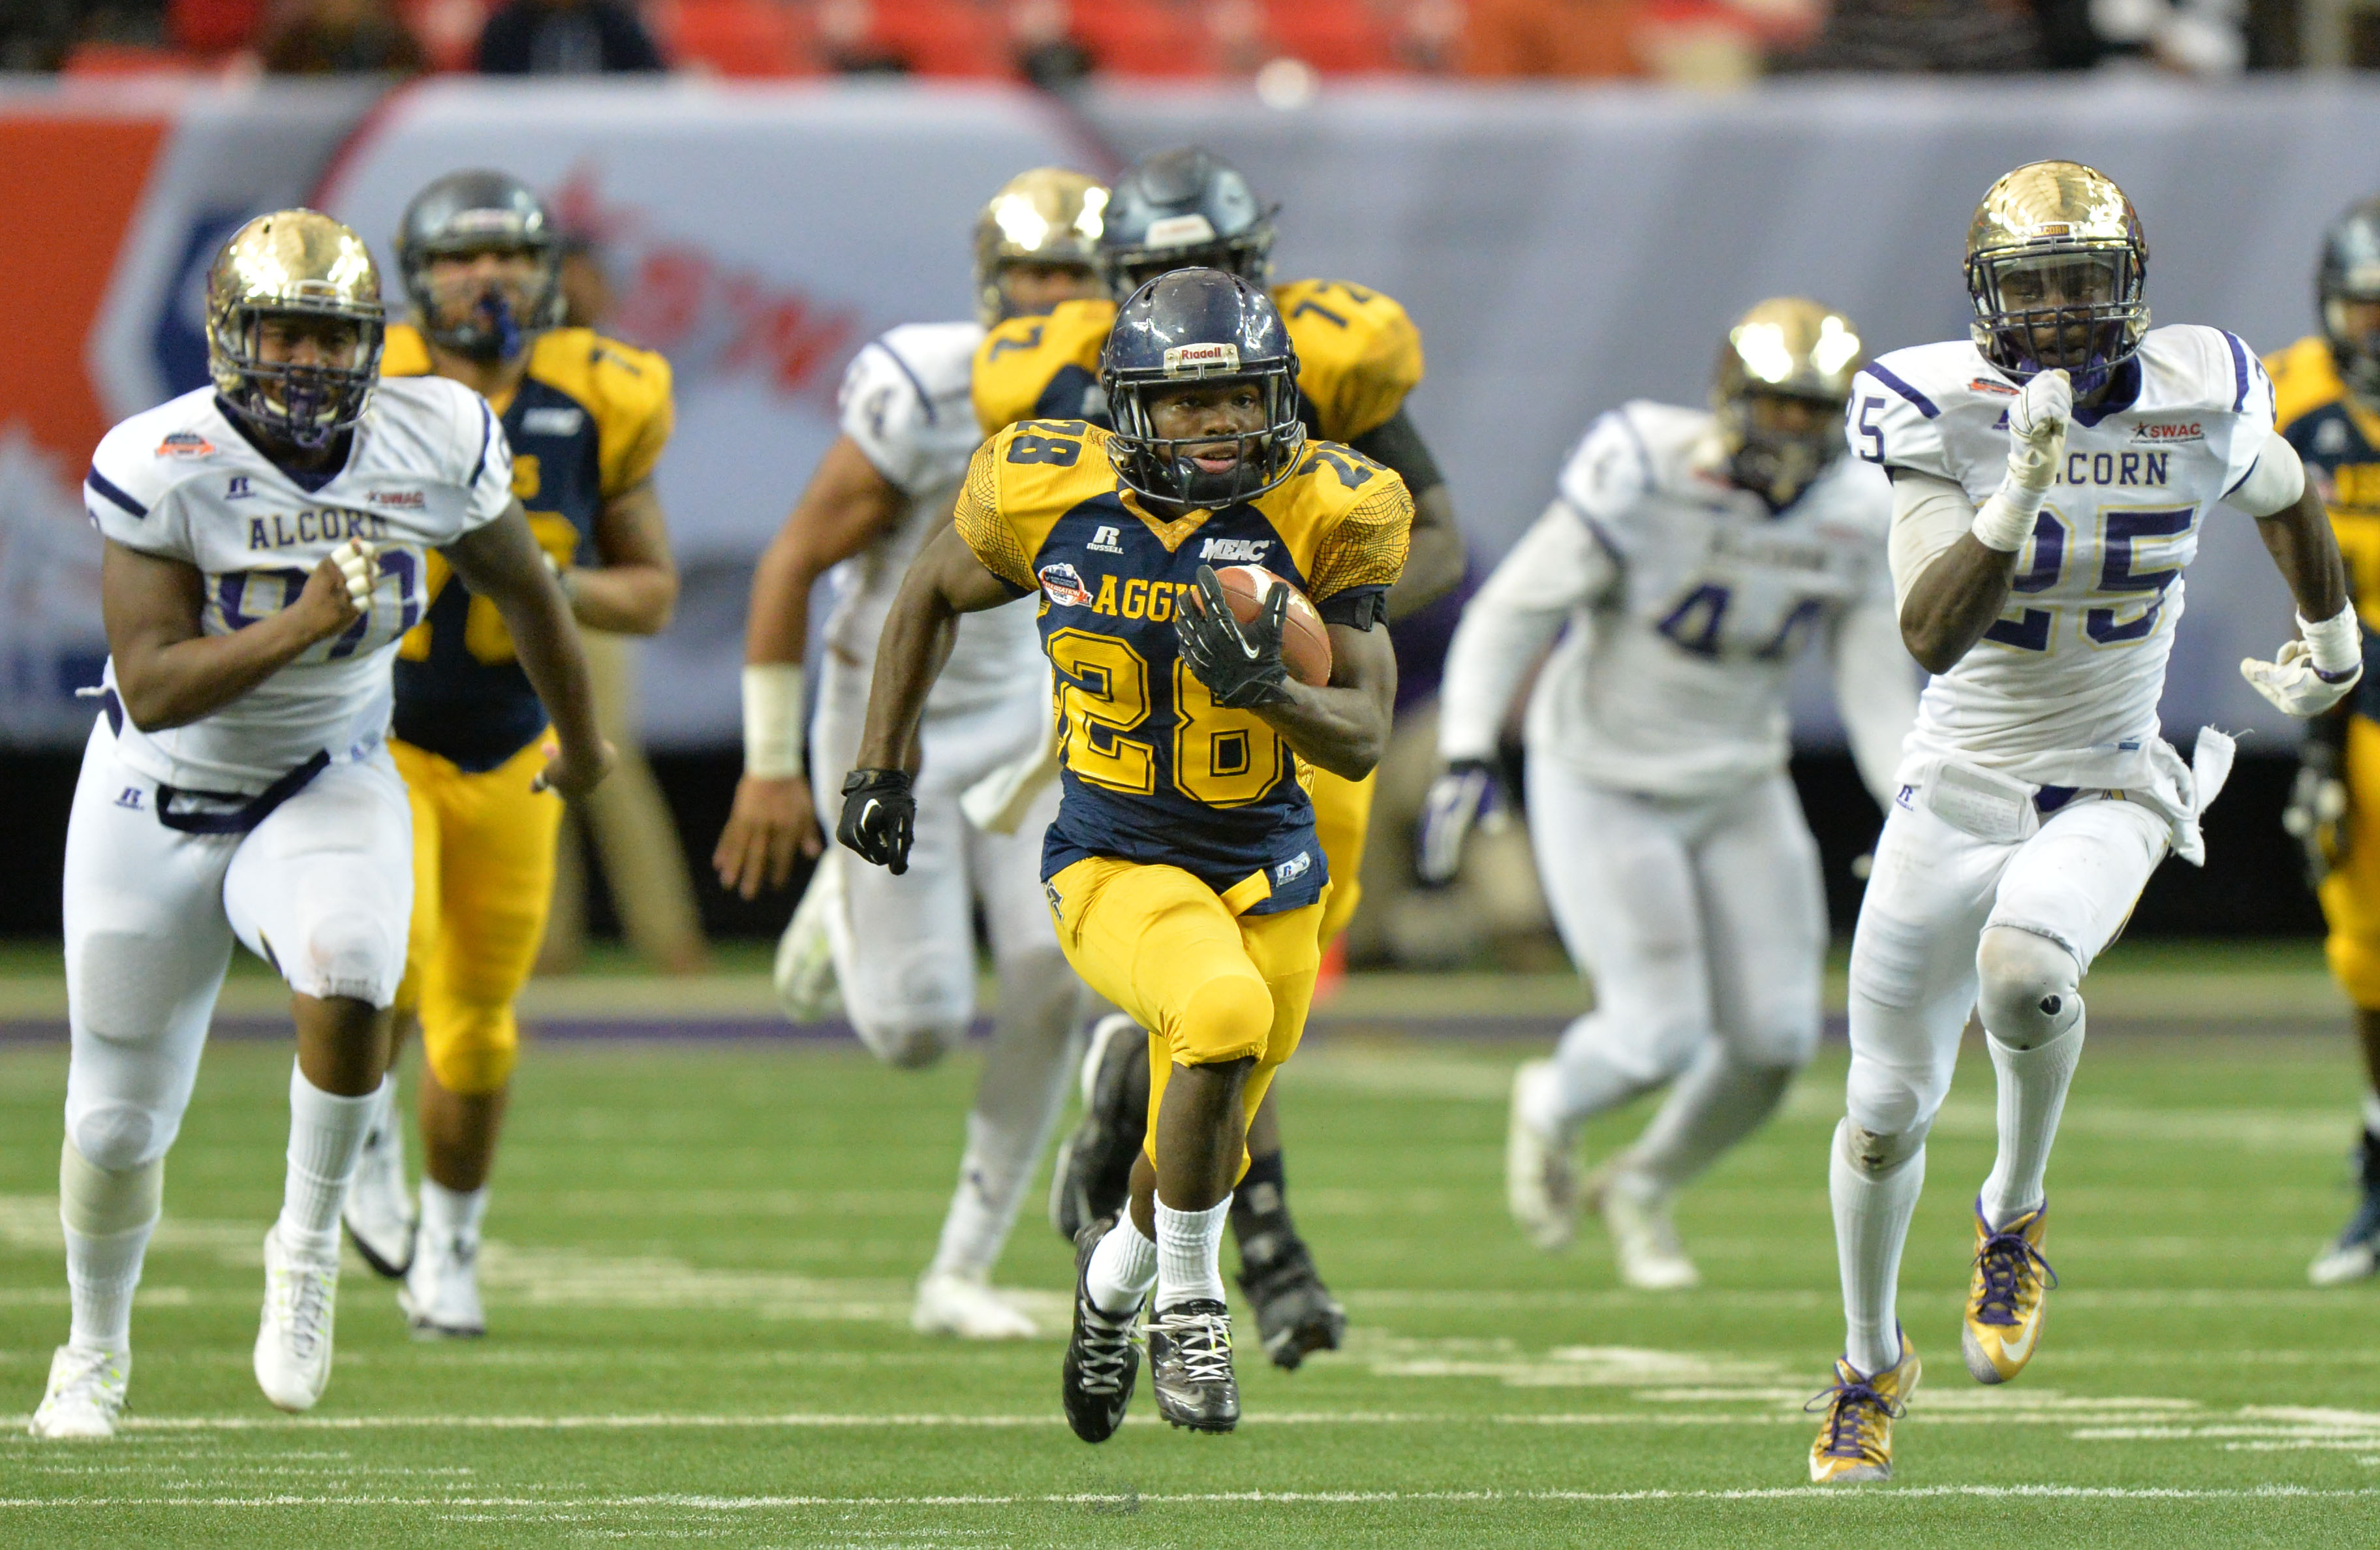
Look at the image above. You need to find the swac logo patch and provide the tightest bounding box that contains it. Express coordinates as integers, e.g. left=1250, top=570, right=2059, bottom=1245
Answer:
left=1164, top=342, right=1240, bottom=376
left=155, top=431, right=213, bottom=457
left=2132, top=422, right=2205, bottom=444
left=1199, top=537, right=1271, bottom=564
left=369, top=489, right=426, bottom=508
left=1039, top=563, right=1093, bottom=608
left=1273, top=850, right=1312, bottom=885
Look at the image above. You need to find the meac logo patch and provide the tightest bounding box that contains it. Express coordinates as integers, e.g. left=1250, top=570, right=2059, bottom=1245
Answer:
left=1198, top=537, right=1271, bottom=563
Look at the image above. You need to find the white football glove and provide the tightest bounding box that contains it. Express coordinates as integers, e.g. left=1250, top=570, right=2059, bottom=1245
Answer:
left=2003, top=369, right=2072, bottom=495
left=2241, top=638, right=2362, bottom=718
left=329, top=539, right=376, bottom=610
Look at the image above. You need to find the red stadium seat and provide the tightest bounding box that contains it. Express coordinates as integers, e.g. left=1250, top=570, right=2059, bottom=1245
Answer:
left=1066, top=0, right=1215, bottom=76
left=59, top=41, right=210, bottom=73
left=167, top=0, right=264, bottom=55
left=1262, top=0, right=1399, bottom=73
left=869, top=0, right=1009, bottom=77
left=653, top=0, right=814, bottom=76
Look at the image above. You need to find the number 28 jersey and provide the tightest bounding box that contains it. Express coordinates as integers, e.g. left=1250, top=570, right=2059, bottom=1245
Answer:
left=954, top=420, right=1411, bottom=914
left=1851, top=326, right=2274, bottom=789
left=84, top=380, right=513, bottom=791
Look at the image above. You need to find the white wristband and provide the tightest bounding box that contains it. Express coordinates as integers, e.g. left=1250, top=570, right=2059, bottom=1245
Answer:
left=2302, top=606, right=2364, bottom=679
left=1970, top=486, right=2040, bottom=553
left=741, top=663, right=807, bottom=779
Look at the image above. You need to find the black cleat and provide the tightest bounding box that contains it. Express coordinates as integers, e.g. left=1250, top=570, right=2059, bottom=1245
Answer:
left=1147, top=1299, right=1239, bottom=1433
left=1237, top=1239, right=1346, bottom=1371
left=1061, top=1218, right=1140, bottom=1444
left=1049, top=1014, right=1151, bottom=1241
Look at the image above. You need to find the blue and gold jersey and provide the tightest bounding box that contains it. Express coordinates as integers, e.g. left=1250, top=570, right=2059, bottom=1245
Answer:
left=381, top=324, right=673, bottom=770
left=971, top=280, right=1425, bottom=444
left=2272, top=336, right=2380, bottom=643
left=955, top=420, right=1412, bottom=912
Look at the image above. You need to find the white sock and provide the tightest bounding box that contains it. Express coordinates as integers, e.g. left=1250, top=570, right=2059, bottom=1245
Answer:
left=277, top=1063, right=377, bottom=1260
left=1979, top=1017, right=2085, bottom=1230
left=1084, top=1216, right=1157, bottom=1316
left=65, top=1221, right=155, bottom=1353
left=420, top=1177, right=489, bottom=1245
left=1154, top=1196, right=1231, bottom=1312
left=1628, top=1046, right=1797, bottom=1195
left=1831, top=1118, right=1926, bottom=1378
left=1538, top=1013, right=1662, bottom=1134
left=2361, top=1090, right=2380, bottom=1137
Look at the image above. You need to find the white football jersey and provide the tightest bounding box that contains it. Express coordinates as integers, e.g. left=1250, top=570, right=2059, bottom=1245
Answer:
left=1853, top=326, right=2272, bottom=788
left=1489, top=401, right=1894, bottom=797
left=85, top=380, right=512, bottom=791
left=823, top=322, right=1040, bottom=715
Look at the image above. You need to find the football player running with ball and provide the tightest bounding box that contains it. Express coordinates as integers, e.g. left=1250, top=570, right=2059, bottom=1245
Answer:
left=2266, top=195, right=2380, bottom=1286
left=1808, top=161, right=2356, bottom=1483
left=713, top=168, right=1109, bottom=1339
left=340, top=171, right=680, bottom=1339
left=32, top=211, right=606, bottom=1438
left=978, top=146, right=1462, bottom=1371
left=1421, top=299, right=1915, bottom=1288
left=841, top=271, right=1406, bottom=1436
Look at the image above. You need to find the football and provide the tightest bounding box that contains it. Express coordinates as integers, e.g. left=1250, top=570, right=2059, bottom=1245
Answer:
left=1214, top=565, right=1333, bottom=687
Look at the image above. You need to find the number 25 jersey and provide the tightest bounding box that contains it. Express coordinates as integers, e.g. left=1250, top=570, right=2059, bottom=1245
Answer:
left=1851, top=325, right=2274, bottom=790
left=954, top=421, right=1411, bottom=914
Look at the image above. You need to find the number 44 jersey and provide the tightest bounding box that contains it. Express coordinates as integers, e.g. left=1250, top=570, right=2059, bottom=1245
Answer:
left=83, top=379, right=514, bottom=792
left=953, top=419, right=1411, bottom=915
left=1852, top=325, right=2274, bottom=791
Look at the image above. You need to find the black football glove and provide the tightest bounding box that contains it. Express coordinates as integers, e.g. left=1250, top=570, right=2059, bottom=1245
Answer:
left=1175, top=564, right=1293, bottom=709
left=837, top=768, right=916, bottom=875
left=2283, top=730, right=2349, bottom=888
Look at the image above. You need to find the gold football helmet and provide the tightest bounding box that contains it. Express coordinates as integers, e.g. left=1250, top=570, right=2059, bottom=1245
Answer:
left=206, top=209, right=385, bottom=448
left=1712, top=297, right=1864, bottom=509
left=972, top=168, right=1107, bottom=327
left=1966, top=160, right=2148, bottom=388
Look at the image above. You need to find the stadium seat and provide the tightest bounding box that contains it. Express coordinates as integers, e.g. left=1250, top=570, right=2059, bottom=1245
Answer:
left=868, top=0, right=1010, bottom=78
left=1066, top=0, right=1216, bottom=76
left=58, top=41, right=211, bottom=74
left=1262, top=0, right=1400, bottom=73
left=652, top=0, right=814, bottom=76
left=167, top=0, right=265, bottom=55
left=397, top=0, right=496, bottom=70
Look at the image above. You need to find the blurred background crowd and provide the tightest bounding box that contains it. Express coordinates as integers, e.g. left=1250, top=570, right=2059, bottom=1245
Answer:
left=0, top=0, right=2336, bottom=93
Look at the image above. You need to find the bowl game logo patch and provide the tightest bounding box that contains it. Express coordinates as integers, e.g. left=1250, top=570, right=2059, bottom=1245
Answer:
left=1038, top=562, right=1093, bottom=608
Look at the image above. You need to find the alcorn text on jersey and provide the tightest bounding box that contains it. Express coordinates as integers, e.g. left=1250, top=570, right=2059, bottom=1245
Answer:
left=1498, top=401, right=1893, bottom=798
left=84, top=381, right=512, bottom=791
left=1852, top=326, right=2273, bottom=790
left=826, top=323, right=1042, bottom=713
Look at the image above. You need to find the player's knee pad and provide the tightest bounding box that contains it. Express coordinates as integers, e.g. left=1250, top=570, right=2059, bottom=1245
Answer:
left=1725, top=1007, right=1821, bottom=1072
left=1835, top=1114, right=1932, bottom=1179
left=852, top=1016, right=959, bottom=1070
left=59, top=1139, right=161, bottom=1236
left=1171, top=974, right=1274, bottom=1068
left=283, top=903, right=405, bottom=1004
left=422, top=1005, right=519, bottom=1096
left=1844, top=1049, right=1949, bottom=1142
left=65, top=1099, right=173, bottom=1175
left=1975, top=925, right=2082, bottom=1051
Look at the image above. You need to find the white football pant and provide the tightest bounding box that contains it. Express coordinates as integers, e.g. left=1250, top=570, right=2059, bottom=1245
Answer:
left=61, top=719, right=412, bottom=1173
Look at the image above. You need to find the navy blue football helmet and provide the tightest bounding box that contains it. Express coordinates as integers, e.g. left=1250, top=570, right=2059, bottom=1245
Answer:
left=1101, top=269, right=1305, bottom=508
left=1100, top=147, right=1276, bottom=302
left=397, top=170, right=565, bottom=363
left=2321, top=196, right=2380, bottom=401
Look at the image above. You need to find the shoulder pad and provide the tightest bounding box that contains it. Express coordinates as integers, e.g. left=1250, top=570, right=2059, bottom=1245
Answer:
left=2138, top=324, right=2269, bottom=419
left=2268, top=335, right=2345, bottom=433
left=972, top=300, right=1114, bottom=435
left=1554, top=406, right=1661, bottom=538
left=380, top=324, right=433, bottom=378
left=837, top=326, right=977, bottom=493
left=85, top=390, right=226, bottom=548
left=1274, top=279, right=1423, bottom=442
left=1279, top=439, right=1413, bottom=600
left=1849, top=347, right=1970, bottom=482
left=529, top=328, right=675, bottom=494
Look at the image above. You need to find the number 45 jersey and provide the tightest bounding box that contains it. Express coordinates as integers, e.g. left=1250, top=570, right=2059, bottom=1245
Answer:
left=953, top=420, right=1411, bottom=915
left=83, top=380, right=514, bottom=792
left=1852, top=325, right=2274, bottom=790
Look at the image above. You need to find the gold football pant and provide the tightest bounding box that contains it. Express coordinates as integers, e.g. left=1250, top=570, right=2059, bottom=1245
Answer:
left=392, top=736, right=566, bottom=1096
left=1045, top=856, right=1327, bottom=1182
left=1308, top=766, right=1374, bottom=949
left=2321, top=716, right=2380, bottom=1010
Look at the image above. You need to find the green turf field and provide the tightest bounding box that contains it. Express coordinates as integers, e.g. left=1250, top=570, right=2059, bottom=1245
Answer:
left=1, top=1014, right=2377, bottom=1545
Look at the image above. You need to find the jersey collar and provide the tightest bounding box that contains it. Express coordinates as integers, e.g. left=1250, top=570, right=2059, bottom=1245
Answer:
left=2070, top=356, right=2143, bottom=428
left=212, top=394, right=358, bottom=495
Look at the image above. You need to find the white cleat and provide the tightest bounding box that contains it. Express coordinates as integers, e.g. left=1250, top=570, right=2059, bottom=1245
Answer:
left=399, top=1225, right=486, bottom=1340
left=30, top=1346, right=129, bottom=1439
left=1507, top=1060, right=1578, bottom=1250
left=255, top=1226, right=339, bottom=1412
left=342, top=1084, right=416, bottom=1279
left=773, top=850, right=844, bottom=1023
left=912, top=1271, right=1038, bottom=1340
left=2311, top=1238, right=2379, bottom=1286
left=1587, top=1162, right=1701, bottom=1290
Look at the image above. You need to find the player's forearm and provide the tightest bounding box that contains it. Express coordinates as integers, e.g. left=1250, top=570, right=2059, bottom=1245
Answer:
left=566, top=561, right=676, bottom=635
left=1437, top=604, right=1558, bottom=762
left=498, top=576, right=606, bottom=759
left=2257, top=484, right=2351, bottom=624
left=1385, top=486, right=1464, bottom=621
left=742, top=529, right=824, bottom=666
left=1832, top=604, right=1921, bottom=806
left=1898, top=535, right=2018, bottom=675
left=115, top=612, right=326, bottom=730
left=854, top=583, right=958, bottom=775
left=1258, top=681, right=1391, bottom=781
